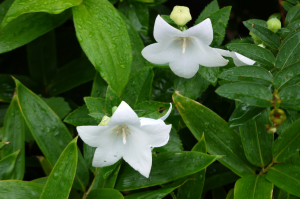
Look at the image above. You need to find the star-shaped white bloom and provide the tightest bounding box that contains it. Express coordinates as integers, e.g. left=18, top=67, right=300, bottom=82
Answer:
left=77, top=101, right=172, bottom=178
left=214, top=48, right=256, bottom=66
left=142, top=15, right=229, bottom=79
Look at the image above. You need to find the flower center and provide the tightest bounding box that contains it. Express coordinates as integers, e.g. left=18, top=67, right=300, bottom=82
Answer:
left=175, top=37, right=194, bottom=54
left=113, top=124, right=131, bottom=145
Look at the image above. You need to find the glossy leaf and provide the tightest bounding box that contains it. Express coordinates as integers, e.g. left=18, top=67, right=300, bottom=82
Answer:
left=84, top=97, right=106, bottom=118
left=275, top=29, right=300, bottom=69
left=228, top=103, right=265, bottom=128
left=177, top=133, right=206, bottom=199
left=48, top=57, right=96, bottom=96
left=14, top=78, right=89, bottom=190
left=279, top=86, right=300, bottom=110
left=198, top=66, right=219, bottom=86
left=118, top=0, right=149, bottom=35
left=0, top=74, right=15, bottom=102
left=72, top=0, right=132, bottom=95
left=40, top=137, right=78, bottom=199
left=195, top=0, right=219, bottom=24
left=266, top=164, right=300, bottom=197
left=83, top=143, right=96, bottom=173
left=203, top=169, right=239, bottom=192
left=273, top=117, right=300, bottom=162
left=2, top=95, right=25, bottom=180
left=0, top=141, right=9, bottom=149
left=126, top=179, right=187, bottom=199
left=27, top=30, right=57, bottom=87
left=0, top=0, right=71, bottom=54
left=115, top=152, right=221, bottom=191
left=234, top=175, right=273, bottom=199
left=216, top=82, right=273, bottom=107
left=277, top=110, right=300, bottom=135
left=91, top=73, right=108, bottom=98
left=239, top=109, right=273, bottom=167
left=86, top=189, right=124, bottom=199
left=226, top=43, right=276, bottom=67
left=64, top=105, right=98, bottom=126
left=134, top=101, right=172, bottom=119
left=92, top=162, right=122, bottom=189
left=0, top=150, right=19, bottom=180
left=174, top=72, right=210, bottom=100
left=173, top=91, right=256, bottom=177
left=283, top=1, right=294, bottom=12
left=219, top=65, right=273, bottom=86
left=0, top=105, right=8, bottom=126
left=2, top=0, right=81, bottom=28
left=105, top=86, right=122, bottom=116
left=42, top=97, right=71, bottom=119
left=119, top=12, right=146, bottom=75
left=244, top=20, right=280, bottom=49
left=226, top=189, right=234, bottom=199
left=121, top=67, right=154, bottom=108
left=273, top=61, right=300, bottom=90
left=0, top=180, right=44, bottom=199
left=37, top=156, right=52, bottom=176
left=285, top=5, right=300, bottom=27
left=284, top=152, right=300, bottom=166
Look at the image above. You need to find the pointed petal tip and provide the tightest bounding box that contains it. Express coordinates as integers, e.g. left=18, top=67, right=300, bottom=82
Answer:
left=160, top=103, right=172, bottom=121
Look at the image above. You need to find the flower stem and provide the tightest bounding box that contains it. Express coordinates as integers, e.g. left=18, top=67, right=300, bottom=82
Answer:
left=259, top=160, right=275, bottom=175
left=82, top=169, right=98, bottom=199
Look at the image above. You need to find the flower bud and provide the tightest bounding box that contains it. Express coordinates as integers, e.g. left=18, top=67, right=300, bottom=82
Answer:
left=258, top=43, right=265, bottom=48
left=170, top=6, right=192, bottom=26
left=98, top=115, right=110, bottom=126
left=249, top=31, right=261, bottom=44
left=269, top=109, right=286, bottom=125
left=267, top=18, right=281, bottom=33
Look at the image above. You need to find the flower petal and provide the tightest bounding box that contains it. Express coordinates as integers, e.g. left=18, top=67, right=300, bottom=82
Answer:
left=77, top=126, right=114, bottom=148
left=183, top=18, right=213, bottom=45
left=108, top=101, right=140, bottom=127
left=159, top=103, right=172, bottom=121
left=154, top=15, right=182, bottom=44
left=140, top=117, right=165, bottom=125
left=233, top=52, right=256, bottom=66
left=123, top=132, right=152, bottom=178
left=92, top=136, right=125, bottom=167
left=141, top=43, right=171, bottom=65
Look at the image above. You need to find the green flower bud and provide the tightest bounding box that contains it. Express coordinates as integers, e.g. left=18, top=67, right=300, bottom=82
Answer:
left=170, top=6, right=192, bottom=26
left=269, top=109, right=286, bottom=125
left=258, top=43, right=265, bottom=48
left=267, top=18, right=281, bottom=33
left=112, top=106, right=118, bottom=114
left=98, top=115, right=110, bottom=126
left=249, top=31, right=261, bottom=44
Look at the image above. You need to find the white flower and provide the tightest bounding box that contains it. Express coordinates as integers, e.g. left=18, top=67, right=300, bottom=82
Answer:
left=142, top=15, right=229, bottom=79
left=170, top=6, right=192, bottom=26
left=77, top=101, right=172, bottom=178
left=214, top=49, right=256, bottom=66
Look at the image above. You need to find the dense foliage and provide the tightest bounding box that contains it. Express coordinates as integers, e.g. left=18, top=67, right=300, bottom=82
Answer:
left=1, top=0, right=300, bottom=198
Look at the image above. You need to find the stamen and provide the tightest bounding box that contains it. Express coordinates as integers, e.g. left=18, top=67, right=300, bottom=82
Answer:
left=182, top=37, right=186, bottom=54
left=112, top=124, right=131, bottom=145
left=122, top=128, right=126, bottom=144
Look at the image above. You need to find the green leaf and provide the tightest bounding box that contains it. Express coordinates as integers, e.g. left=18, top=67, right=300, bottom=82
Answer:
left=0, top=0, right=71, bottom=54
left=72, top=0, right=132, bottom=96
left=285, top=5, right=300, bottom=27
left=215, top=82, right=273, bottom=107
left=212, top=187, right=227, bottom=199
left=219, top=65, right=273, bottom=86
left=91, top=73, right=108, bottom=98
left=283, top=1, right=294, bottom=12
left=0, top=181, right=44, bottom=199
left=273, top=61, right=300, bottom=90
left=84, top=97, right=106, bottom=118
left=134, top=101, right=172, bottom=119
left=42, top=97, right=71, bottom=119
left=40, top=137, right=78, bottom=199
left=198, top=66, right=219, bottom=86
left=273, top=117, right=300, bottom=162
left=118, top=0, right=149, bottom=35
left=115, top=152, right=221, bottom=191
left=48, top=57, right=96, bottom=96
left=37, top=156, right=53, bottom=176
left=105, top=86, right=122, bottom=116
left=27, top=30, right=57, bottom=87
left=14, top=78, right=89, bottom=190
left=234, top=175, right=273, bottom=199
left=284, top=152, right=300, bottom=166
left=172, top=92, right=256, bottom=177
left=239, top=109, right=273, bottom=167
left=119, top=12, right=146, bottom=75
left=226, top=43, right=276, bottom=67
left=83, top=143, right=96, bottom=173
left=226, top=189, right=234, bottom=199
left=275, top=29, right=300, bottom=69
left=244, top=20, right=280, bottom=49
left=92, top=162, right=122, bottom=189
left=0, top=150, right=19, bottom=180
left=121, top=67, right=154, bottom=108
left=228, top=103, right=265, bottom=128
left=195, top=0, right=219, bottom=24
left=126, top=179, right=188, bottom=199
left=277, top=110, right=300, bottom=135
left=1, top=0, right=81, bottom=28
left=174, top=72, right=210, bottom=100
left=279, top=86, right=300, bottom=110
left=177, top=133, right=206, bottom=199
left=2, top=95, right=25, bottom=180
left=0, top=141, right=9, bottom=149
left=0, top=105, right=8, bottom=126
left=32, top=177, right=49, bottom=185
left=266, top=164, right=300, bottom=197
left=64, top=105, right=98, bottom=126
left=87, top=189, right=124, bottom=199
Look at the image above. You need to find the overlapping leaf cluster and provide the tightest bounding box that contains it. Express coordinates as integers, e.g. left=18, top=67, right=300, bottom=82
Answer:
left=1, top=0, right=300, bottom=198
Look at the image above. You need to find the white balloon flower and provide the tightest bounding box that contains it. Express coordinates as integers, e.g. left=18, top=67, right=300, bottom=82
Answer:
left=142, top=15, right=229, bottom=79
left=214, top=48, right=256, bottom=66
left=77, top=101, right=172, bottom=178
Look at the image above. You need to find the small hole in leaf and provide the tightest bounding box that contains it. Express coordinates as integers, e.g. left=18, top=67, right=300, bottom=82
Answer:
left=158, top=106, right=165, bottom=114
